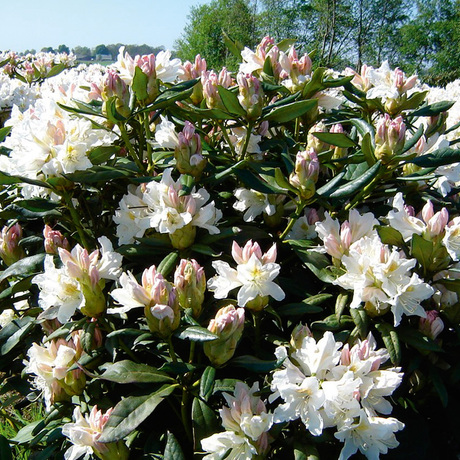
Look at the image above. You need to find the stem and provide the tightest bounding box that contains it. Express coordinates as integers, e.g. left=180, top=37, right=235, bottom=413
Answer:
left=238, top=122, right=254, bottom=161
left=217, top=121, right=237, bottom=159
left=119, top=123, right=145, bottom=173
left=62, top=190, right=91, bottom=249
left=279, top=199, right=307, bottom=241
left=167, top=336, right=178, bottom=363
left=143, top=111, right=153, bottom=170
left=344, top=170, right=384, bottom=211
left=181, top=388, right=193, bottom=443
left=188, top=341, right=196, bottom=364
left=252, top=310, right=262, bottom=356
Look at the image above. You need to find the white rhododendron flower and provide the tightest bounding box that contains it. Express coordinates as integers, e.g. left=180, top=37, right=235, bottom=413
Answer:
left=233, top=188, right=277, bottom=222
left=207, top=240, right=285, bottom=307
left=62, top=406, right=129, bottom=460
left=334, top=235, right=434, bottom=325
left=114, top=168, right=222, bottom=246
left=335, top=410, right=404, bottom=460
left=316, top=209, right=379, bottom=260
left=270, top=330, right=404, bottom=458
left=201, top=382, right=273, bottom=459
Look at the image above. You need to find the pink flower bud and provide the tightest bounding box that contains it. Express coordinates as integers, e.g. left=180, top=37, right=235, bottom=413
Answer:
left=426, top=207, right=449, bottom=238
left=204, top=305, right=245, bottom=366
left=237, top=72, right=264, bottom=120
left=374, top=114, right=406, bottom=162
left=43, top=225, right=70, bottom=254
left=419, top=310, right=444, bottom=340
left=289, top=149, right=319, bottom=200
left=174, top=258, right=206, bottom=317
left=175, top=122, right=206, bottom=177
left=0, top=223, right=25, bottom=266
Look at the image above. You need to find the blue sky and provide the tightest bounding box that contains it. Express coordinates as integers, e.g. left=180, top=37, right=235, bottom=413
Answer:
left=1, top=0, right=203, bottom=52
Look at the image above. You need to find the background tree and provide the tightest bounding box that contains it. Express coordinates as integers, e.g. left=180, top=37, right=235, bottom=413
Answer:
left=94, top=44, right=110, bottom=56
left=57, top=44, right=70, bottom=54
left=72, top=46, right=92, bottom=59
left=175, top=0, right=257, bottom=70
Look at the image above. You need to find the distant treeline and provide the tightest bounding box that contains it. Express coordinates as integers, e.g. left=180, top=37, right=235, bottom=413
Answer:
left=23, top=44, right=165, bottom=61
left=175, top=0, right=460, bottom=86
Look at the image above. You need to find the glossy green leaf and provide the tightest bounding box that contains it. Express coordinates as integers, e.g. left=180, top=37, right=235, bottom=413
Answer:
left=99, top=384, right=178, bottom=442
left=328, top=161, right=381, bottom=198
left=0, top=317, right=34, bottom=355
left=349, top=307, right=368, bottom=338
left=375, top=323, right=401, bottom=365
left=294, top=248, right=337, bottom=283
left=0, top=171, right=50, bottom=188
left=311, top=314, right=354, bottom=331
left=399, top=91, right=428, bottom=111
left=302, top=67, right=327, bottom=98
left=192, top=397, right=219, bottom=447
left=230, top=355, right=283, bottom=372
left=164, top=431, right=185, bottom=460
left=316, top=171, right=346, bottom=197
left=311, top=132, right=357, bottom=148
left=88, top=145, right=121, bottom=164
left=263, top=99, right=317, bottom=123
left=376, top=225, right=406, bottom=248
left=174, top=326, right=218, bottom=342
left=157, top=252, right=179, bottom=277
left=200, top=366, right=216, bottom=401
left=46, top=63, right=66, bottom=78
left=0, top=126, right=11, bottom=143
left=132, top=66, right=149, bottom=102
left=64, top=165, right=135, bottom=183
left=99, top=360, right=176, bottom=384
left=0, top=254, right=45, bottom=282
left=398, top=328, right=443, bottom=352
left=217, top=86, right=246, bottom=116
left=410, top=234, right=433, bottom=271
left=408, top=147, right=460, bottom=168
left=430, top=367, right=448, bottom=407
left=349, top=118, right=375, bottom=143
left=401, top=124, right=425, bottom=154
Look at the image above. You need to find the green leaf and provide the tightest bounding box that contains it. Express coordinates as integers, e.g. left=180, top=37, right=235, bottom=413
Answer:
left=311, top=132, right=357, bottom=148
left=105, top=96, right=128, bottom=123
left=401, top=124, right=425, bottom=154
left=164, top=431, right=185, bottom=460
left=64, top=165, right=136, bottom=183
left=99, top=384, right=178, bottom=442
left=46, top=63, right=66, bottom=78
left=294, top=248, right=337, bottom=283
left=311, top=314, right=354, bottom=331
left=316, top=171, right=346, bottom=197
left=430, top=367, right=448, bottom=407
left=0, top=435, right=13, bottom=460
left=192, top=397, right=219, bottom=447
left=361, top=132, right=376, bottom=166
left=157, top=252, right=179, bottom=277
left=407, top=147, right=460, bottom=168
left=1, top=316, right=35, bottom=355
left=376, top=225, right=406, bottom=248
left=132, top=66, right=149, bottom=101
left=174, top=326, right=218, bottom=342
left=349, top=308, right=368, bottom=338
left=11, top=420, right=44, bottom=444
left=410, top=234, right=433, bottom=271
left=200, top=366, right=216, bottom=401
left=263, top=99, right=317, bottom=123
left=88, top=145, right=121, bottom=164
left=274, top=167, right=297, bottom=193
left=99, top=360, right=176, bottom=384
left=222, top=31, right=244, bottom=58
left=328, top=161, right=381, bottom=199
left=349, top=118, right=375, bottom=144
left=0, top=171, right=50, bottom=188
left=0, top=254, right=45, bottom=282
left=375, top=323, right=401, bottom=365
left=398, top=91, right=428, bottom=111
left=302, top=67, right=327, bottom=98
left=277, top=294, right=327, bottom=316
left=230, top=355, right=283, bottom=372
left=335, top=292, right=349, bottom=318
left=398, top=328, right=443, bottom=352
left=217, top=86, right=246, bottom=117
left=0, top=126, right=11, bottom=143
left=190, top=244, right=221, bottom=257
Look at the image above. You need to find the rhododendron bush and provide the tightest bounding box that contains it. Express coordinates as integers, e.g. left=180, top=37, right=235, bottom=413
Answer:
left=0, top=37, right=459, bottom=459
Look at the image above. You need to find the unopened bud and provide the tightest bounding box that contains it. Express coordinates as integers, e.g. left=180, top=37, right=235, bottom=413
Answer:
left=374, top=114, right=406, bottom=163
left=289, top=149, right=319, bottom=200
left=174, top=259, right=206, bottom=318
left=289, top=323, right=313, bottom=352
left=419, top=310, right=444, bottom=340
left=203, top=305, right=245, bottom=366
left=175, top=122, right=207, bottom=177
left=43, top=225, right=70, bottom=254
left=237, top=73, right=264, bottom=121
left=0, top=223, right=25, bottom=266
